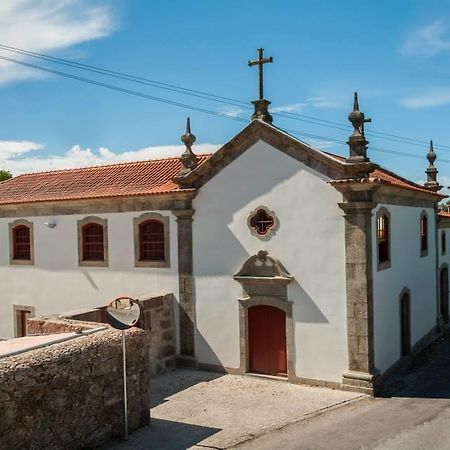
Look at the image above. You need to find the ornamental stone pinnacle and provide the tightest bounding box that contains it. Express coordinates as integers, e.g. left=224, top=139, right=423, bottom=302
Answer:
left=346, top=92, right=371, bottom=163
left=179, top=117, right=198, bottom=176
left=248, top=48, right=273, bottom=123
left=424, top=140, right=442, bottom=191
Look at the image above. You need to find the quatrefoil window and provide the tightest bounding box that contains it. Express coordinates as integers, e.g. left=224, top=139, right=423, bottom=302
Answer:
left=248, top=206, right=278, bottom=239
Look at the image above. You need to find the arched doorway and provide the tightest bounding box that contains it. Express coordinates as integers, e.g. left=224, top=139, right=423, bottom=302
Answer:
left=440, top=267, right=449, bottom=323
left=248, top=305, right=287, bottom=376
left=400, top=292, right=411, bottom=357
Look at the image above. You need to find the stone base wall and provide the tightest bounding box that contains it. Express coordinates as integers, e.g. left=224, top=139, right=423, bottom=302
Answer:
left=138, top=293, right=176, bottom=375
left=27, top=316, right=102, bottom=334
left=0, top=318, right=150, bottom=449
left=47, top=294, right=177, bottom=377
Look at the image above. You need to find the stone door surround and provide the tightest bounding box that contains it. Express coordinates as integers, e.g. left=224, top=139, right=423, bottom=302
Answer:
left=234, top=251, right=295, bottom=382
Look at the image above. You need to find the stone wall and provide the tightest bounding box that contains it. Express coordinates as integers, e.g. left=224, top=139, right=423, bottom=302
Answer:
left=0, top=319, right=150, bottom=450
left=27, top=316, right=102, bottom=334
left=138, top=293, right=176, bottom=375
left=50, top=293, right=177, bottom=376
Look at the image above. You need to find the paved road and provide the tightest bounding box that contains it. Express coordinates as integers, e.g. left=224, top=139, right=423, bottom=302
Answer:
left=235, top=332, right=450, bottom=450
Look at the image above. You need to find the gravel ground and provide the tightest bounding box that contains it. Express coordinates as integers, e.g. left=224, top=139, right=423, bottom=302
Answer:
left=104, top=369, right=364, bottom=449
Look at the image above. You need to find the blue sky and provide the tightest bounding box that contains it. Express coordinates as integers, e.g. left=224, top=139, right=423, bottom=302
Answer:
left=1, top=0, right=450, bottom=189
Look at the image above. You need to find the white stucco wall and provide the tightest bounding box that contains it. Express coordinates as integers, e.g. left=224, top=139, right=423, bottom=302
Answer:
left=0, top=210, right=179, bottom=339
left=373, top=204, right=437, bottom=373
left=193, top=140, right=348, bottom=383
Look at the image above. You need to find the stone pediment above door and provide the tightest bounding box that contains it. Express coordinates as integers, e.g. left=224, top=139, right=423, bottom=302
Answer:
left=234, top=250, right=293, bottom=300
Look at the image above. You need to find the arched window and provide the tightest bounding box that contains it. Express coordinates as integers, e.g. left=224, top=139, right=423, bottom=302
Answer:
left=376, top=209, right=390, bottom=269
left=442, top=231, right=447, bottom=255
left=9, top=219, right=34, bottom=265
left=139, top=220, right=165, bottom=261
left=133, top=213, right=170, bottom=268
left=77, top=217, right=108, bottom=267
left=82, top=223, right=104, bottom=261
left=13, top=225, right=31, bottom=260
left=420, top=213, right=428, bottom=256
left=400, top=290, right=411, bottom=357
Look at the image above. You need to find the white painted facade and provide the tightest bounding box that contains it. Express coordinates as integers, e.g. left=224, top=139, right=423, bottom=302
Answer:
left=0, top=120, right=446, bottom=391
left=192, top=140, right=348, bottom=383
left=0, top=211, right=179, bottom=339
left=372, top=204, right=437, bottom=372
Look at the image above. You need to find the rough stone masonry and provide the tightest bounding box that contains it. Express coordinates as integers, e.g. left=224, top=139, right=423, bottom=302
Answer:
left=0, top=321, right=150, bottom=450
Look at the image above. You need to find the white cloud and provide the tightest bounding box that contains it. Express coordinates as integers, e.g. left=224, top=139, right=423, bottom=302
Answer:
left=308, top=139, right=336, bottom=150
left=271, top=103, right=307, bottom=113
left=0, top=140, right=43, bottom=159
left=271, top=97, right=340, bottom=114
left=305, top=97, right=340, bottom=108
left=0, top=141, right=220, bottom=175
left=435, top=175, right=450, bottom=197
left=0, top=0, right=115, bottom=85
left=220, top=106, right=247, bottom=118
left=400, top=19, right=450, bottom=58
left=401, top=87, right=450, bottom=109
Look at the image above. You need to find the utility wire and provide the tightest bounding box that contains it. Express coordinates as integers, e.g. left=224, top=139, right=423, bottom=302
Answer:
left=0, top=43, right=448, bottom=152
left=0, top=54, right=249, bottom=124
left=1, top=53, right=450, bottom=165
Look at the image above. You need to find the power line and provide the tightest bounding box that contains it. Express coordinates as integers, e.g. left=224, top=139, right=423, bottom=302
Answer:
left=0, top=43, right=449, bottom=152
left=1, top=53, right=450, bottom=166
left=0, top=54, right=249, bottom=124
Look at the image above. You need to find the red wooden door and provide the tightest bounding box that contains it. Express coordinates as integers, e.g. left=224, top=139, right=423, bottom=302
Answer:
left=248, top=305, right=287, bottom=376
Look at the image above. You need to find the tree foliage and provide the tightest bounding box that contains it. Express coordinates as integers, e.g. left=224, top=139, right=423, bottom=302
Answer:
left=0, top=170, right=12, bottom=182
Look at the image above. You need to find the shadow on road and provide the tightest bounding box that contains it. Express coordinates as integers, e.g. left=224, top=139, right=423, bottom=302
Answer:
left=151, top=369, right=224, bottom=408
left=381, top=331, right=450, bottom=399
left=104, top=418, right=221, bottom=450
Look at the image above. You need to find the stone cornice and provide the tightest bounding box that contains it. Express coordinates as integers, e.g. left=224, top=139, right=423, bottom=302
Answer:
left=174, top=120, right=377, bottom=189
left=0, top=192, right=197, bottom=218
left=331, top=178, right=442, bottom=208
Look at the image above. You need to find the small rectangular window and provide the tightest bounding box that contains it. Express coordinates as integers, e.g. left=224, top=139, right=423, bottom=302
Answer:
left=377, top=214, right=389, bottom=264
left=442, top=231, right=447, bottom=255
left=420, top=214, right=428, bottom=256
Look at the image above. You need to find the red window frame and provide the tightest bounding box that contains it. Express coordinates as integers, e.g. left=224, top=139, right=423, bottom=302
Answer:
left=82, top=222, right=104, bottom=261
left=13, top=225, right=31, bottom=260
left=139, top=220, right=165, bottom=261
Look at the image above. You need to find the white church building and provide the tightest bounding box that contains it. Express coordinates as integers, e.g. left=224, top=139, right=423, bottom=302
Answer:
left=1, top=53, right=449, bottom=394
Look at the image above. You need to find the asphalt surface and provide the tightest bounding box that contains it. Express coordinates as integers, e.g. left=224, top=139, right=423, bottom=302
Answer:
left=235, top=332, right=450, bottom=450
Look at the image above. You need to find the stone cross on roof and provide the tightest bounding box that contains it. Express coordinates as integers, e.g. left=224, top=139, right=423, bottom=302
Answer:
left=248, top=48, right=274, bottom=124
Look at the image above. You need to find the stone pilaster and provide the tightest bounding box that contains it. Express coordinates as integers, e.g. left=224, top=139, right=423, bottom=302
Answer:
left=339, top=199, right=380, bottom=394
left=173, top=208, right=197, bottom=368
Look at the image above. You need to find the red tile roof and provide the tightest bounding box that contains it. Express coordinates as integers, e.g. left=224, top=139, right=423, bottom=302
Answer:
left=0, top=144, right=442, bottom=207
left=326, top=152, right=445, bottom=198
left=0, top=155, right=211, bottom=205
left=439, top=211, right=450, bottom=218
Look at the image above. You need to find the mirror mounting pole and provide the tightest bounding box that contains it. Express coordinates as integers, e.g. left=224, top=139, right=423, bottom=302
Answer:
left=122, top=329, right=128, bottom=439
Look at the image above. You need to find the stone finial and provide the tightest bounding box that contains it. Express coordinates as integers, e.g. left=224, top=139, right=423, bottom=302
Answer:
left=179, top=117, right=198, bottom=176
left=424, top=140, right=442, bottom=191
left=251, top=99, right=273, bottom=123
left=346, top=92, right=371, bottom=162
